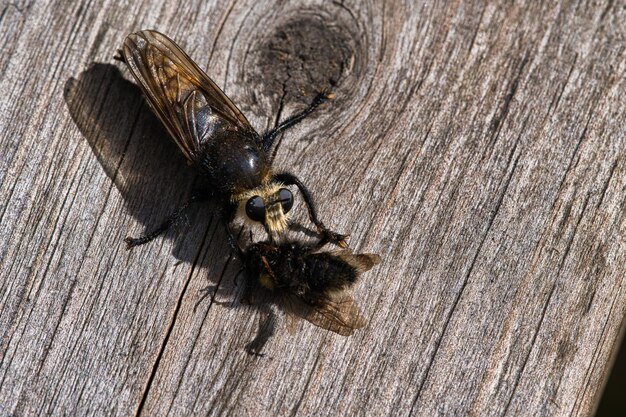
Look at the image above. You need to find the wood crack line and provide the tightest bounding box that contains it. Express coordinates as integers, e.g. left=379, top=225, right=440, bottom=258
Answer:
left=165, top=225, right=241, bottom=416
left=133, top=216, right=220, bottom=417
left=502, top=153, right=592, bottom=414
left=207, top=0, right=238, bottom=64
left=572, top=284, right=624, bottom=415
left=34, top=102, right=143, bottom=406
left=222, top=3, right=256, bottom=91
left=409, top=152, right=520, bottom=414
left=290, top=341, right=326, bottom=417
left=501, top=282, right=557, bottom=415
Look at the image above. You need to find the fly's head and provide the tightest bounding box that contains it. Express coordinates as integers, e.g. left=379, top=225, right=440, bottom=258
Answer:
left=232, top=182, right=294, bottom=237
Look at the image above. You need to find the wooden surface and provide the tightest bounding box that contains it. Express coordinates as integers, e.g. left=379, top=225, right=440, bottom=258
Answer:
left=1, top=0, right=624, bottom=416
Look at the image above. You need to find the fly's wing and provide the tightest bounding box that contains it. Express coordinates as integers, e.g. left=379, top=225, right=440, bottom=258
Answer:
left=121, top=30, right=258, bottom=161
left=282, top=293, right=367, bottom=336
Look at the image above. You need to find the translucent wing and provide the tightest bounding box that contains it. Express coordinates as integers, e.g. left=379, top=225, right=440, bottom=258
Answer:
left=121, top=30, right=258, bottom=161
left=282, top=293, right=367, bottom=336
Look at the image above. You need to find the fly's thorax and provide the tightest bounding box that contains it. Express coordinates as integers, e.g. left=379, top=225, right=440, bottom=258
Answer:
left=204, top=133, right=271, bottom=193
left=231, top=181, right=291, bottom=235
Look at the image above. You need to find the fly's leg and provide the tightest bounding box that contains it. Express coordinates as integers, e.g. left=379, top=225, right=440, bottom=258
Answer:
left=222, top=201, right=244, bottom=254
left=274, top=172, right=349, bottom=248
left=261, top=91, right=334, bottom=153
left=124, top=192, right=209, bottom=249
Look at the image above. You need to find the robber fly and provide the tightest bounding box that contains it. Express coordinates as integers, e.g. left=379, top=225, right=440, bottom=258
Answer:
left=239, top=234, right=380, bottom=353
left=117, top=30, right=347, bottom=248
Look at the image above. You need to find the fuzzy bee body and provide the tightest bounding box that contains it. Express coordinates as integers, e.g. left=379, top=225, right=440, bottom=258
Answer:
left=248, top=241, right=376, bottom=299
left=243, top=239, right=381, bottom=338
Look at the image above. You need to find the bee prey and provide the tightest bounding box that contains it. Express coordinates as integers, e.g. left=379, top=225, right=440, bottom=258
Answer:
left=240, top=236, right=381, bottom=354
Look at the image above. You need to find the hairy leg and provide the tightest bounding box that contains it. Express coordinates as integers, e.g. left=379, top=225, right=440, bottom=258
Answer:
left=124, top=192, right=210, bottom=249
left=274, top=172, right=349, bottom=248
left=221, top=201, right=244, bottom=253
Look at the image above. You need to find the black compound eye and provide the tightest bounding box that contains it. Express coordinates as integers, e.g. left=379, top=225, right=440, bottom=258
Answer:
left=245, top=196, right=265, bottom=222
left=278, top=188, right=293, bottom=213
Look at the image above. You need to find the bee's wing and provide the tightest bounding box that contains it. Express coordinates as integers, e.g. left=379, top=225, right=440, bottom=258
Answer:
left=282, top=293, right=367, bottom=336
left=122, top=30, right=257, bottom=161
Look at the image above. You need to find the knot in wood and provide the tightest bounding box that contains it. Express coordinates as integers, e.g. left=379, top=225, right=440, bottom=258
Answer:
left=251, top=14, right=360, bottom=106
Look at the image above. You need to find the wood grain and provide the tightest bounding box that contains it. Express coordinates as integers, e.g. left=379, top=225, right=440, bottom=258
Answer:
left=1, top=0, right=624, bottom=416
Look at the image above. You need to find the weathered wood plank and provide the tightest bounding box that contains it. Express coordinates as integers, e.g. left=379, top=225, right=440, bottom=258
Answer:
left=0, top=0, right=624, bottom=416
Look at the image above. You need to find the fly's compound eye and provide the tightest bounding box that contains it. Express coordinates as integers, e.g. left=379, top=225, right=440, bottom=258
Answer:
left=245, top=196, right=266, bottom=222
left=278, top=188, right=294, bottom=213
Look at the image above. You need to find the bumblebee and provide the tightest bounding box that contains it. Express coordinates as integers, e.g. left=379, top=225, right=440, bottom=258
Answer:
left=240, top=235, right=380, bottom=353
left=118, top=30, right=347, bottom=247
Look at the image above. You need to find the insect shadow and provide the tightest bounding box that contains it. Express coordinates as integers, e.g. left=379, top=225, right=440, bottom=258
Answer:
left=64, top=62, right=235, bottom=289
